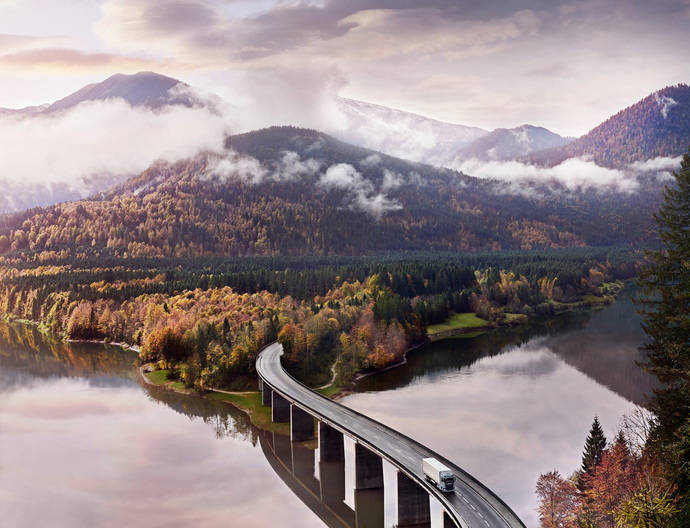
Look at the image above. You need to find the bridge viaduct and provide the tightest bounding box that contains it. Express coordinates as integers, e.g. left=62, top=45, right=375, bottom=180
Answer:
left=257, top=342, right=526, bottom=528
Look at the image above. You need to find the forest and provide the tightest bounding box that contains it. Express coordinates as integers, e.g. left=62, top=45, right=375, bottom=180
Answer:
left=528, top=84, right=690, bottom=168
left=0, top=127, right=663, bottom=260
left=0, top=247, right=635, bottom=389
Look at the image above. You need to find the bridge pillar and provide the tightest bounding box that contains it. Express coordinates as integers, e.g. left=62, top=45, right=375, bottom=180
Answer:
left=272, top=391, right=290, bottom=422
left=261, top=379, right=272, bottom=406
left=443, top=511, right=458, bottom=528
left=354, top=443, right=383, bottom=490
left=355, top=488, right=385, bottom=527
left=290, top=405, right=315, bottom=442
left=397, top=472, right=431, bottom=527
left=319, top=422, right=345, bottom=463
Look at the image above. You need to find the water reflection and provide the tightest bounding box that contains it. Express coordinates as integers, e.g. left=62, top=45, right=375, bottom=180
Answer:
left=0, top=321, right=139, bottom=388
left=0, top=321, right=395, bottom=528
left=0, top=323, right=324, bottom=528
left=342, top=289, right=656, bottom=528
left=0, top=289, right=655, bottom=528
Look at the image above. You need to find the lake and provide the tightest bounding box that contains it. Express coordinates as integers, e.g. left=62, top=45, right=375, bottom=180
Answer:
left=340, top=288, right=656, bottom=527
left=0, top=288, right=654, bottom=528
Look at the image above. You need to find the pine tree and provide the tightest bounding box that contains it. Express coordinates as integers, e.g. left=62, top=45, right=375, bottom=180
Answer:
left=637, top=146, right=690, bottom=526
left=579, top=416, right=607, bottom=490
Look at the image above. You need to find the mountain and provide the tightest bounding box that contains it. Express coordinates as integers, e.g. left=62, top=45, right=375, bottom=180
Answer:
left=0, top=72, right=217, bottom=215
left=0, top=127, right=660, bottom=258
left=0, top=71, right=202, bottom=115
left=454, top=124, right=572, bottom=162
left=333, top=97, right=489, bottom=165
left=333, top=99, right=575, bottom=166
left=528, top=84, right=690, bottom=168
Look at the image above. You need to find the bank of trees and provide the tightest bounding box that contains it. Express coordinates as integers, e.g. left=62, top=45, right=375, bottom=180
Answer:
left=536, top=414, right=679, bottom=528
left=0, top=249, right=633, bottom=389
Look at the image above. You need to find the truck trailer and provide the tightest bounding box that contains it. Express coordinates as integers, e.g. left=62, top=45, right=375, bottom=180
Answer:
left=422, top=457, right=455, bottom=492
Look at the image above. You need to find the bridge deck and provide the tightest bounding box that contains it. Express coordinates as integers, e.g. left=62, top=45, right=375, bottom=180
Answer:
left=256, top=342, right=526, bottom=528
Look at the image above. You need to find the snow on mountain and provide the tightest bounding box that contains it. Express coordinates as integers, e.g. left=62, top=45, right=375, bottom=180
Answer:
left=332, top=97, right=488, bottom=166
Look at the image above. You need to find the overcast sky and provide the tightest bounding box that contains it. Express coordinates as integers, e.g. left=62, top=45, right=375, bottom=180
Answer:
left=1, top=0, right=689, bottom=136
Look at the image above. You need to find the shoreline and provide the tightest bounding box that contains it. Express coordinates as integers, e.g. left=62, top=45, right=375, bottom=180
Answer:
left=138, top=362, right=290, bottom=434
left=329, top=288, right=622, bottom=400
left=1, top=284, right=625, bottom=416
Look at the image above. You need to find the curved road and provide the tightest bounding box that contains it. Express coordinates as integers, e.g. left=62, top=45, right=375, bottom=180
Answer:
left=257, top=342, right=526, bottom=528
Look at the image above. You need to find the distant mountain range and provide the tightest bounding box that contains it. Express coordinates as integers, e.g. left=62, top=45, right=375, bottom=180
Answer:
left=0, top=71, right=688, bottom=256
left=333, top=98, right=574, bottom=166
left=334, top=97, right=488, bottom=165
left=452, top=124, right=573, bottom=163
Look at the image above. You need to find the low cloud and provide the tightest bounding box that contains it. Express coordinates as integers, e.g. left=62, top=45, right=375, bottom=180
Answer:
left=627, top=155, right=681, bottom=180
left=205, top=150, right=321, bottom=184
left=381, top=169, right=405, bottom=191
left=206, top=155, right=402, bottom=219
left=456, top=157, right=639, bottom=193
left=359, top=153, right=381, bottom=168
left=654, top=93, right=678, bottom=119
left=0, top=96, right=231, bottom=211
left=318, top=163, right=402, bottom=218
left=205, top=151, right=268, bottom=184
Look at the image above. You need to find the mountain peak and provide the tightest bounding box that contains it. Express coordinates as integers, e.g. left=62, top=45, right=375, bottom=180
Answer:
left=45, top=71, right=189, bottom=112
left=455, top=124, right=571, bottom=162
left=528, top=83, right=690, bottom=167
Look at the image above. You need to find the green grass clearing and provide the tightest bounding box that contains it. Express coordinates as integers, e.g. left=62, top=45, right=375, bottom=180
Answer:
left=427, top=312, right=490, bottom=336
left=446, top=330, right=487, bottom=339
left=316, top=383, right=342, bottom=399
left=145, top=369, right=170, bottom=385
left=207, top=391, right=289, bottom=434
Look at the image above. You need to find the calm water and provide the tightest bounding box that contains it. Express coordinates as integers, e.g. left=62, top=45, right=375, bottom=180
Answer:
left=0, top=324, right=324, bottom=528
left=0, top=289, right=654, bottom=528
left=340, top=288, right=656, bottom=527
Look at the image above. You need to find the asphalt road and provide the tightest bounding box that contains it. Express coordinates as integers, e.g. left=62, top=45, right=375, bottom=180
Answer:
left=257, top=342, right=526, bottom=528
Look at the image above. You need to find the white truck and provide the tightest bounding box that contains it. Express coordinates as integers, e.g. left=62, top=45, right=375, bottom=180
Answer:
left=423, top=457, right=455, bottom=492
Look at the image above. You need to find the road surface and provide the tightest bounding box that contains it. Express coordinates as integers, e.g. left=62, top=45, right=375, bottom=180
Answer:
left=257, top=342, right=526, bottom=528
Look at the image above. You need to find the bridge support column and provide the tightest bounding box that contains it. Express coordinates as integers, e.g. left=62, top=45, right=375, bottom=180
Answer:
left=443, top=511, right=458, bottom=528
left=261, top=380, right=272, bottom=406
left=319, top=422, right=344, bottom=463
left=272, top=391, right=290, bottom=422
left=397, top=472, right=431, bottom=527
left=290, top=405, right=315, bottom=442
left=354, top=443, right=383, bottom=490
left=355, top=488, right=385, bottom=528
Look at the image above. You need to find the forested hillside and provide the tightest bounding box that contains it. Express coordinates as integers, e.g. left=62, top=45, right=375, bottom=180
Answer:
left=528, top=84, right=690, bottom=168
left=0, top=127, right=661, bottom=260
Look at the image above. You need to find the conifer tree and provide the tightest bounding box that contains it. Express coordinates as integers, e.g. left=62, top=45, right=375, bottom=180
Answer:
left=579, top=416, right=607, bottom=490
left=637, top=145, right=690, bottom=526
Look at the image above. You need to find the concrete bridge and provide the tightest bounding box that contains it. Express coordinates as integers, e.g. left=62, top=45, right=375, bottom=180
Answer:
left=257, top=342, right=526, bottom=528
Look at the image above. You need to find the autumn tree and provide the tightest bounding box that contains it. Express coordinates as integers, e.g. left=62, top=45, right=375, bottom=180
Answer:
left=615, top=483, right=679, bottom=528
left=582, top=433, right=638, bottom=528
left=535, top=470, right=579, bottom=528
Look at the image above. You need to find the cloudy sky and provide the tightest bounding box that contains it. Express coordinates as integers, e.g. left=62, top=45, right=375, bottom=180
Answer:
left=1, top=0, right=689, bottom=136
